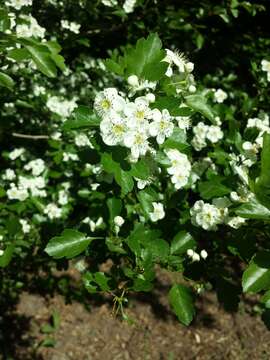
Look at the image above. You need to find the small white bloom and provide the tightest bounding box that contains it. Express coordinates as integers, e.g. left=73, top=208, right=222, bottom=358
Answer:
left=213, top=89, right=228, bottom=103
left=2, top=169, right=16, bottom=181
left=149, top=109, right=174, bottom=144
left=24, top=159, right=45, bottom=176
left=5, top=0, right=32, bottom=10
left=200, top=250, right=208, bottom=259
left=206, top=125, right=223, bottom=143
left=187, top=249, right=194, bottom=257
left=149, top=202, right=165, bottom=222
left=75, top=133, right=91, bottom=147
left=114, top=216, right=125, bottom=227
left=145, top=93, right=155, bottom=103
left=100, top=113, right=127, bottom=146
left=44, top=203, right=62, bottom=220
left=192, top=253, right=201, bottom=262
left=127, top=75, right=139, bottom=87
left=61, top=20, right=81, bottom=34
left=123, top=0, right=137, bottom=13
left=123, top=129, right=149, bottom=159
left=190, top=200, right=222, bottom=231
left=188, top=85, right=196, bottom=93
left=94, top=88, right=125, bottom=117
left=9, top=148, right=25, bottom=160
left=227, top=216, right=246, bottom=229
left=20, top=219, right=31, bottom=234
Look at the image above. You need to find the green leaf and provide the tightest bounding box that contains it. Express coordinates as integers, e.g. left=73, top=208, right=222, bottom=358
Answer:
left=101, top=153, right=134, bottom=196
left=107, top=197, right=122, bottom=223
left=0, top=245, right=14, bottom=268
left=163, top=128, right=189, bottom=152
left=235, top=198, right=270, bottom=220
left=169, top=284, right=195, bottom=325
left=261, top=290, right=270, bottom=309
left=125, top=33, right=168, bottom=81
left=255, top=134, right=270, bottom=209
left=7, top=48, right=30, bottom=62
left=171, top=231, right=196, bottom=255
left=45, top=229, right=93, bottom=259
left=242, top=251, right=270, bottom=293
left=153, top=96, right=191, bottom=116
left=63, top=106, right=100, bottom=130
left=24, top=44, right=57, bottom=78
left=0, top=72, right=14, bottom=90
left=185, top=94, right=215, bottom=122
left=130, top=158, right=151, bottom=180
left=83, top=272, right=110, bottom=293
left=198, top=179, right=231, bottom=200
left=137, top=187, right=158, bottom=219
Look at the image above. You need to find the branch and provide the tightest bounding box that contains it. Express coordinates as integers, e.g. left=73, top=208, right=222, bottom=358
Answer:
left=12, top=132, right=49, bottom=140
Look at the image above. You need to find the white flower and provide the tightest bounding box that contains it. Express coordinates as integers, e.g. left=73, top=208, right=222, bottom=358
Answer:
left=100, top=113, right=127, bottom=146
left=5, top=0, right=32, bottom=10
left=166, top=149, right=191, bottom=177
left=164, top=49, right=189, bottom=73
left=7, top=184, right=28, bottom=201
left=192, top=252, right=200, bottom=262
left=261, top=59, right=270, bottom=81
left=61, top=20, right=81, bottom=34
left=94, top=88, right=125, bottom=117
left=101, top=0, right=117, bottom=6
left=58, top=190, right=69, bottom=205
left=171, top=173, right=189, bottom=189
left=193, top=122, right=209, bottom=139
left=200, top=250, right=208, bottom=259
left=0, top=249, right=4, bottom=256
left=44, top=203, right=62, bottom=220
left=124, top=97, right=151, bottom=130
left=188, top=85, right=196, bottom=93
left=175, top=116, right=191, bottom=131
left=47, top=96, right=77, bottom=118
left=9, top=148, right=25, bottom=160
left=123, top=0, right=137, bottom=13
left=114, top=216, right=125, bottom=227
left=3, top=169, right=16, bottom=181
left=145, top=93, right=155, bottom=103
left=213, top=88, right=228, bottom=103
left=20, top=219, right=31, bottom=234
left=135, top=177, right=151, bottom=189
left=127, top=75, right=139, bottom=87
left=24, top=159, right=45, bottom=176
left=206, top=125, right=223, bottom=143
left=16, top=16, right=45, bottom=39
left=75, top=133, right=91, bottom=147
left=187, top=249, right=194, bottom=257
left=149, top=109, right=174, bottom=144
left=123, top=129, right=149, bottom=159
left=149, top=202, right=165, bottom=222
left=227, top=216, right=246, bottom=229
left=190, top=200, right=222, bottom=231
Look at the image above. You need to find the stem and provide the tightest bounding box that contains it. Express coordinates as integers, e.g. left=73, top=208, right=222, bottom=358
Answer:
left=12, top=133, right=49, bottom=140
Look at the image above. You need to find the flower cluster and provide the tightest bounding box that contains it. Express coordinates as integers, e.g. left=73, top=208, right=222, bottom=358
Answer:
left=261, top=59, right=270, bottom=82
left=16, top=15, right=45, bottom=38
left=5, top=0, right=32, bottom=10
left=95, top=87, right=179, bottom=161
left=46, top=96, right=77, bottom=119
left=166, top=149, right=191, bottom=190
left=192, top=122, right=223, bottom=151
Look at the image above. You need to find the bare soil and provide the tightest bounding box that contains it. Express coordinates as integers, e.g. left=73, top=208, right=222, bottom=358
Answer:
left=1, top=271, right=270, bottom=360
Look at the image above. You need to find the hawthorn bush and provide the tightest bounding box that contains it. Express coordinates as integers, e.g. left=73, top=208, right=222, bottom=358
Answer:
left=1, top=0, right=270, bottom=326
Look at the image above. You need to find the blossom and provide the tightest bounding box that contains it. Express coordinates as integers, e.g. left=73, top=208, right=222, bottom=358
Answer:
left=100, top=113, right=127, bottom=146
left=190, top=200, right=222, bottom=231
left=5, top=0, right=32, bottom=10
left=58, top=190, right=69, bottom=205
left=261, top=59, right=270, bottom=81
left=227, top=216, right=246, bottom=229
left=75, top=133, right=91, bottom=147
left=44, top=203, right=62, bottom=220
left=114, top=216, right=125, bottom=227
left=123, top=0, right=137, bottom=13
left=20, top=219, right=31, bottom=233
left=206, top=125, right=223, bottom=143
left=124, top=97, right=151, bottom=130
left=9, top=148, right=25, bottom=160
left=213, top=89, right=228, bottom=103
left=7, top=184, right=28, bottom=201
left=94, top=88, right=125, bottom=117
left=164, top=49, right=191, bottom=73
left=2, top=169, right=16, bottom=181
left=46, top=96, right=77, bottom=118
left=16, top=16, right=45, bottom=39
left=24, top=159, right=45, bottom=176
left=200, top=250, right=208, bottom=259
left=101, top=0, right=117, bottom=6
left=149, top=202, right=165, bottom=222
left=123, top=129, right=149, bottom=160
left=149, top=109, right=174, bottom=144
left=175, top=116, right=191, bottom=131
left=61, top=20, right=81, bottom=34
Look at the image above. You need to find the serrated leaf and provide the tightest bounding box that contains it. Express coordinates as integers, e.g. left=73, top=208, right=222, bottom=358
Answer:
left=242, top=251, right=270, bottom=293
left=171, top=231, right=195, bottom=255
left=63, top=106, right=100, bottom=130
left=0, top=72, right=14, bottom=90
left=45, top=229, right=93, bottom=259
left=107, top=197, right=122, bottom=223
left=25, top=44, right=57, bottom=78
left=0, top=245, right=14, bottom=268
left=169, top=284, right=195, bottom=325
left=235, top=198, right=270, bottom=220
left=185, top=94, right=215, bottom=122
left=125, top=33, right=168, bottom=81
left=198, top=179, right=231, bottom=200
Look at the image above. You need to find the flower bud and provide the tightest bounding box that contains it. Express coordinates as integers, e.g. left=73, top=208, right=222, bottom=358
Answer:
left=114, top=216, right=125, bottom=227
left=127, top=75, right=139, bottom=87
left=200, top=250, right=208, bottom=259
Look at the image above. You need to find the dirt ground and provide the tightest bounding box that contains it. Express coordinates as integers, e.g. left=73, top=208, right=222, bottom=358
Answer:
left=1, top=271, right=270, bottom=360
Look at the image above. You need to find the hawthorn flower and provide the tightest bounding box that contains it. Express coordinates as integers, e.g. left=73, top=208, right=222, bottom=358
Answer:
left=20, top=219, right=31, bottom=234
left=61, top=20, right=81, bottom=34
left=200, top=250, right=208, bottom=259
left=5, top=0, right=32, bottom=10
left=123, top=129, right=149, bottom=159
left=261, top=59, right=270, bottom=81
left=44, top=203, right=62, bottom=220
left=206, top=125, right=223, bottom=143
left=213, top=88, right=228, bottom=103
left=227, top=216, right=246, bottom=229
left=123, top=0, right=137, bottom=13
left=9, top=148, right=25, bottom=160
left=164, top=49, right=191, bottom=73
left=114, top=216, right=125, bottom=227
left=16, top=16, right=45, bottom=39
left=75, top=133, right=91, bottom=147
left=100, top=113, right=127, bottom=146
left=149, top=202, right=165, bottom=222
left=3, top=169, right=16, bottom=181
left=124, top=97, right=151, bottom=130
left=7, top=184, right=28, bottom=201
left=94, top=88, right=125, bottom=117
left=176, top=116, right=191, bottom=131
left=149, top=109, right=174, bottom=144
left=166, top=149, right=191, bottom=177
left=24, top=159, right=45, bottom=176
left=190, top=200, right=222, bottom=231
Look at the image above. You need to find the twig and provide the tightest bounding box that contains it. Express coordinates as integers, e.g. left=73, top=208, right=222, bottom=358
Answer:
left=12, top=132, right=49, bottom=140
